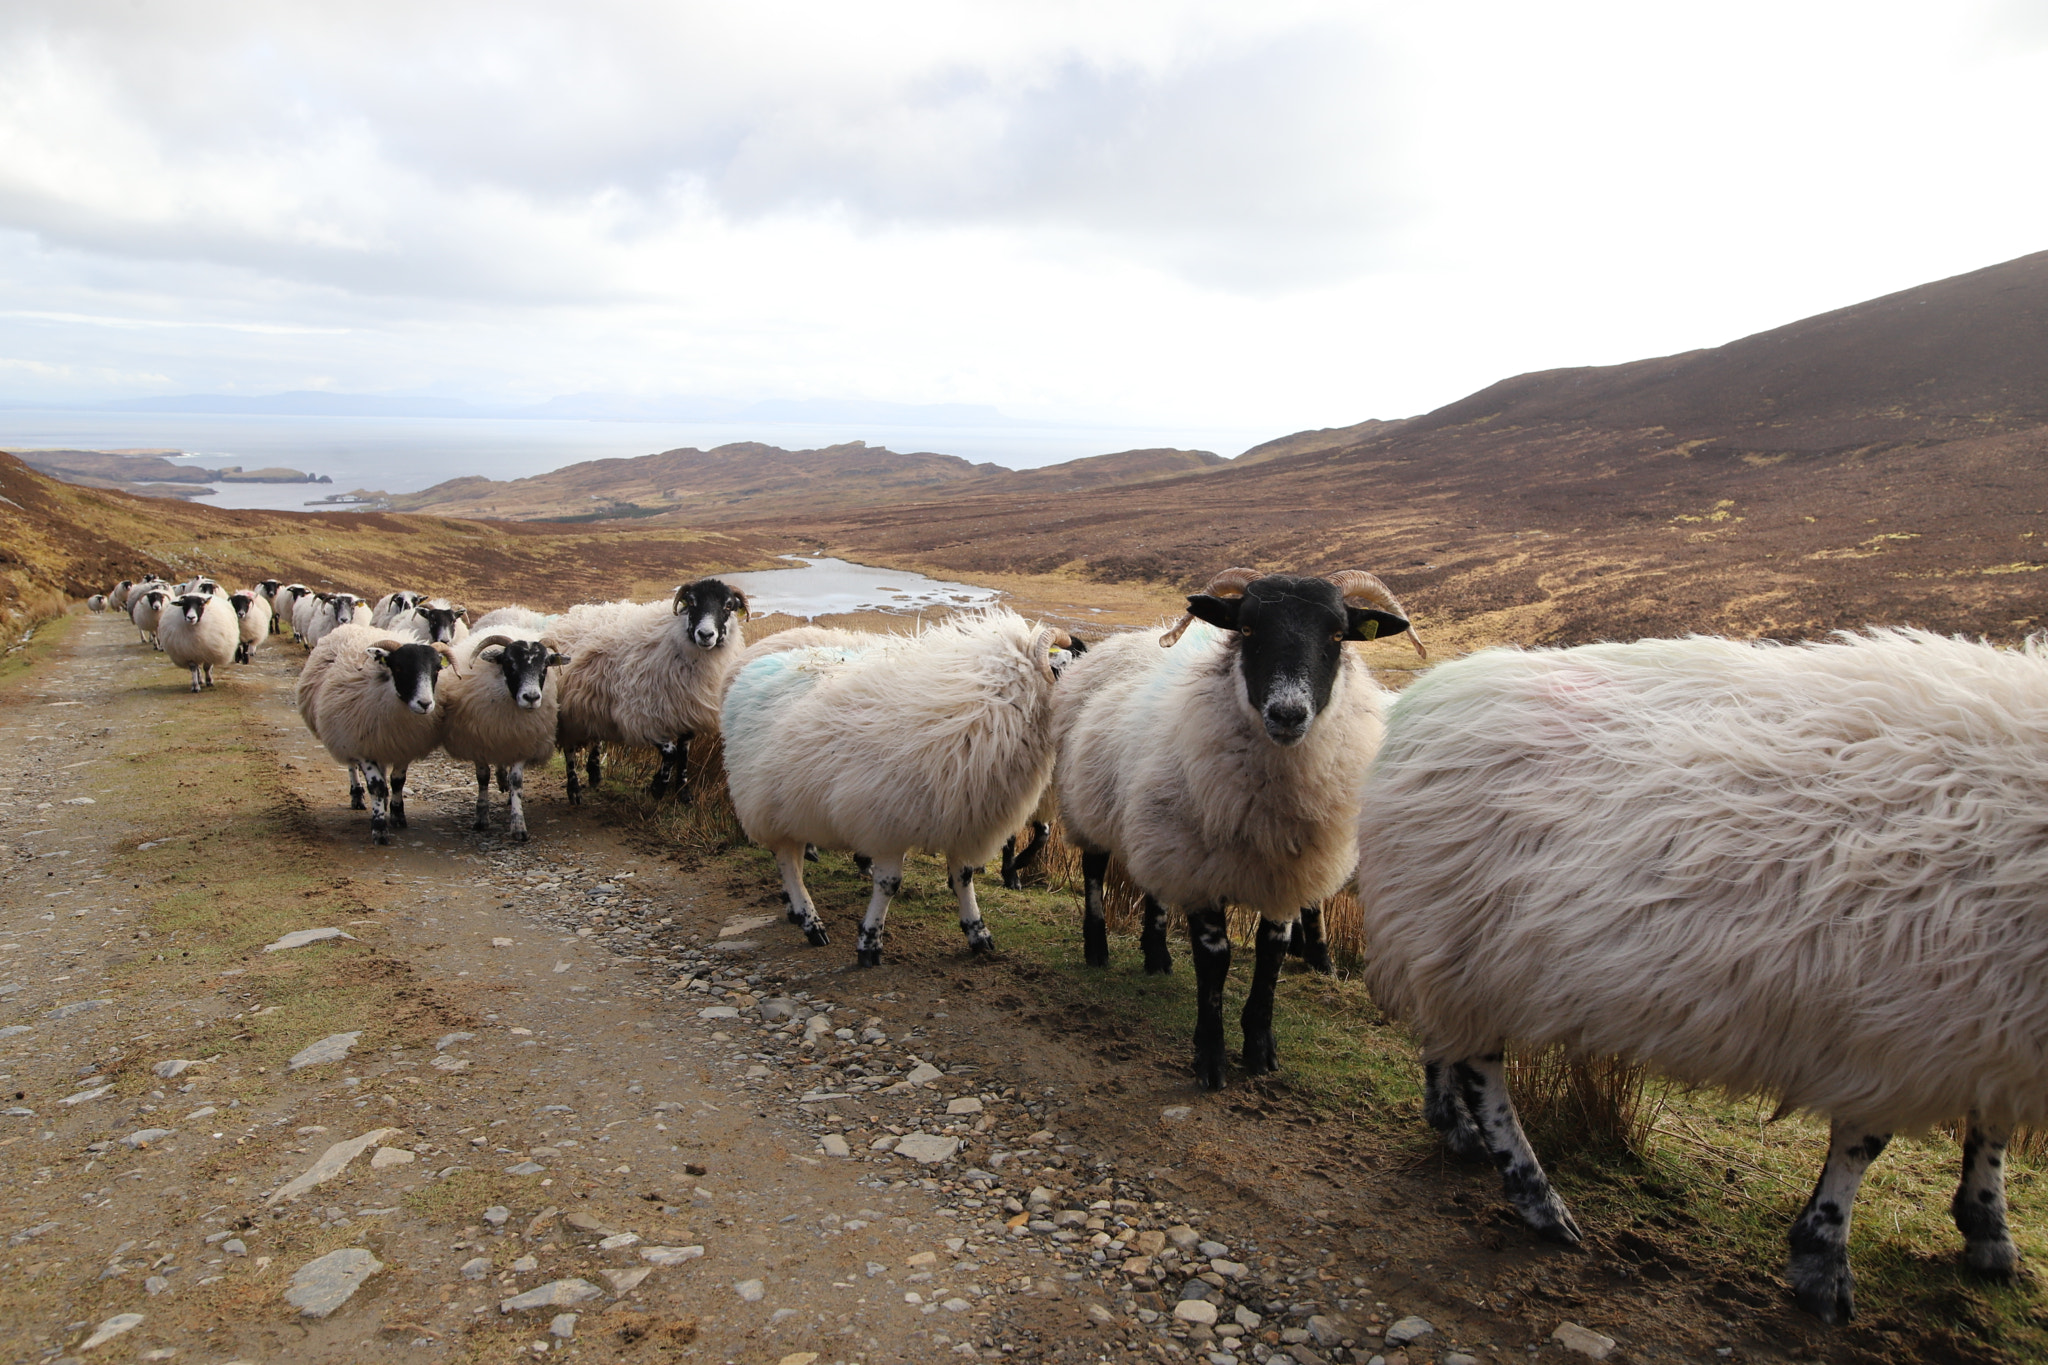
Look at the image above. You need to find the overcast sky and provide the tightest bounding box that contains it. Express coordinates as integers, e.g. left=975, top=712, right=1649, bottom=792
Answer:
left=2, top=0, right=2045, bottom=436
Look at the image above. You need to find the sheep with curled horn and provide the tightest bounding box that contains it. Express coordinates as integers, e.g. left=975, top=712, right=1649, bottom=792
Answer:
left=438, top=628, right=573, bottom=842
left=1051, top=565, right=1420, bottom=1089
left=297, top=624, right=458, bottom=843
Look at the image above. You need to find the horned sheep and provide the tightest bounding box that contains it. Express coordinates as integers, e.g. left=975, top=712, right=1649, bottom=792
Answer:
left=720, top=611, right=1082, bottom=964
left=1051, top=567, right=1419, bottom=1090
left=297, top=623, right=454, bottom=843
left=1357, top=628, right=2048, bottom=1323
left=387, top=597, right=469, bottom=647
left=438, top=627, right=572, bottom=842
left=371, top=590, right=426, bottom=628
left=158, top=592, right=239, bottom=692
left=548, top=578, right=749, bottom=804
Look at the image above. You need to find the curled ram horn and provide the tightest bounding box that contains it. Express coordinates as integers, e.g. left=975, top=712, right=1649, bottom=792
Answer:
left=670, top=583, right=691, bottom=616
left=430, top=640, right=461, bottom=675
left=468, top=632, right=517, bottom=658
left=1159, top=566, right=1263, bottom=648
left=1326, top=570, right=1427, bottom=659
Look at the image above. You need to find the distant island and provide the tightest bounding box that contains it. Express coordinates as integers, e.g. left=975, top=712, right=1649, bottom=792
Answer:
left=9, top=448, right=330, bottom=499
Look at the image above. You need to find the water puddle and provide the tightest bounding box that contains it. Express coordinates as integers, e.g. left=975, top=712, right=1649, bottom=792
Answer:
left=724, top=556, right=1000, bottom=620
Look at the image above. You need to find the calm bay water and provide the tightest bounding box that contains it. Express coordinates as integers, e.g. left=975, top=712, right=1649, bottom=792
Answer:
left=724, top=556, right=1001, bottom=619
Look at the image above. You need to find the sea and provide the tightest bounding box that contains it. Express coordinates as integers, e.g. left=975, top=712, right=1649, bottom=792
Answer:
left=0, top=409, right=1276, bottom=512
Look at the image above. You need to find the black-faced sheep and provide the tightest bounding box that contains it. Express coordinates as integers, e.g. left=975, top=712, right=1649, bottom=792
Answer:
left=229, top=591, right=272, bottom=662
left=439, top=629, right=572, bottom=842
left=1052, top=568, right=1419, bottom=1090
left=130, top=587, right=169, bottom=649
left=297, top=623, right=454, bottom=843
left=86, top=594, right=107, bottom=613
left=107, top=580, right=134, bottom=612
left=371, top=590, right=426, bottom=628
left=720, top=611, right=1081, bottom=965
left=1357, top=628, right=2048, bottom=1323
left=387, top=597, right=469, bottom=647
left=300, top=592, right=364, bottom=649
left=549, top=578, right=749, bottom=804
left=275, top=584, right=311, bottom=639
left=159, top=592, right=239, bottom=692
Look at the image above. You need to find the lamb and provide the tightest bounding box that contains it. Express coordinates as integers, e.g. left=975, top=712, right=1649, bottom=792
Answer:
left=438, top=629, right=572, bottom=841
left=721, top=611, right=1082, bottom=964
left=549, top=578, right=750, bottom=804
left=1052, top=567, right=1419, bottom=1090
left=158, top=592, right=239, bottom=692
left=229, top=590, right=272, bottom=662
left=388, top=597, right=469, bottom=646
left=297, top=623, right=455, bottom=843
left=1356, top=628, right=2048, bottom=1323
left=130, top=587, right=169, bottom=648
left=371, top=590, right=426, bottom=628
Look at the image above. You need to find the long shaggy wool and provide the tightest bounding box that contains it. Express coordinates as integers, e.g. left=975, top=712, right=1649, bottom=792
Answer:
left=297, top=624, right=445, bottom=768
left=1359, top=628, right=2048, bottom=1131
left=550, top=598, right=744, bottom=749
left=1054, top=621, right=1387, bottom=917
left=235, top=594, right=272, bottom=651
left=439, top=629, right=561, bottom=770
left=159, top=597, right=238, bottom=671
left=721, top=611, right=1063, bottom=865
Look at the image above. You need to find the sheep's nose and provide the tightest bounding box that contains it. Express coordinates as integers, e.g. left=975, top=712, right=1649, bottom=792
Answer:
left=411, top=698, right=433, bottom=714
left=1263, top=703, right=1309, bottom=744
left=519, top=690, right=543, bottom=707
left=693, top=628, right=718, bottom=647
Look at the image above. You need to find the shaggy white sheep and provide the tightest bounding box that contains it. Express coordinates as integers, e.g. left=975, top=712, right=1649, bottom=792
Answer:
left=129, top=587, right=169, bottom=649
left=301, top=592, right=364, bottom=649
left=106, top=580, right=133, bottom=612
left=387, top=597, right=469, bottom=646
left=370, top=590, right=426, bottom=628
left=86, top=594, right=107, bottom=613
left=159, top=592, right=239, bottom=692
left=229, top=590, right=272, bottom=662
left=1357, top=628, right=2048, bottom=1323
left=297, top=623, right=454, bottom=843
left=721, top=611, right=1080, bottom=964
left=439, top=628, right=571, bottom=841
left=550, top=578, right=749, bottom=803
left=275, top=584, right=311, bottom=639
left=1053, top=567, right=1417, bottom=1089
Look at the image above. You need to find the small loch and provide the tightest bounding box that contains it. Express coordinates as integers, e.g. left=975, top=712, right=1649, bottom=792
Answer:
left=724, top=556, right=1001, bottom=620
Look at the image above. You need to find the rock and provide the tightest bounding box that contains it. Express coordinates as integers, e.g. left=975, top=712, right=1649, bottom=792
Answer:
left=698, top=1005, right=739, bottom=1019
left=1444, top=1355, right=1481, bottom=1365
left=45, top=999, right=111, bottom=1020
left=267, top=1127, right=402, bottom=1204
left=1382, top=1316, right=1432, bottom=1347
left=1161, top=1105, right=1193, bottom=1121
left=492, top=937, right=514, bottom=948
left=945, top=1096, right=983, bottom=1115
left=820, top=1133, right=851, bottom=1158
left=511, top=1255, right=539, bottom=1271
left=525, top=1207, right=561, bottom=1238
left=598, top=1232, right=641, bottom=1250
left=1053, top=1210, right=1089, bottom=1228
left=777, top=1355, right=820, bottom=1365
left=77, top=1313, right=145, bottom=1351
left=1211, top=1258, right=1249, bottom=1279
left=758, top=997, right=800, bottom=1022
left=145, top=1274, right=171, bottom=1295
left=870, top=1135, right=899, bottom=1152
left=183, top=1106, right=216, bottom=1121
left=500, top=1279, right=602, bottom=1313
left=550, top=1312, right=578, bottom=1338
left=639, top=1246, right=704, bottom=1266
left=1197, top=1240, right=1229, bottom=1258
left=1234, top=1306, right=1263, bottom=1329
left=903, top=1061, right=943, bottom=1085
left=1133, top=1229, right=1167, bottom=1255
left=1173, top=1299, right=1219, bottom=1325
left=942, top=1297, right=971, bottom=1312
left=0, top=1025, right=31, bottom=1038
left=222, top=1239, right=246, bottom=1256
left=152, top=1059, right=199, bottom=1079
left=435, top=1031, right=476, bottom=1051
left=734, top=1278, right=766, bottom=1302
left=893, top=1133, right=960, bottom=1164
left=1551, top=1323, right=1617, bottom=1360
left=566, top=1211, right=615, bottom=1234
left=263, top=927, right=355, bottom=952
left=59, top=1084, right=114, bottom=1105
left=601, top=1267, right=652, bottom=1293
left=484, top=1206, right=511, bottom=1226
left=1165, top=1225, right=1201, bottom=1250
left=286, top=1247, right=384, bottom=1318
left=370, top=1146, right=415, bottom=1169
left=1122, top=1256, right=1152, bottom=1275
left=506, top=1161, right=545, bottom=1175
left=429, top=1055, right=470, bottom=1072
left=461, top=1258, right=491, bottom=1280
left=1178, top=1280, right=1213, bottom=1302
left=120, top=1128, right=175, bottom=1148
left=287, top=1031, right=360, bottom=1070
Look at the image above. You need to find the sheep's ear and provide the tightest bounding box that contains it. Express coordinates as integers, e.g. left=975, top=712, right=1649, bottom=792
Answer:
left=1184, top=594, right=1241, bottom=631
left=365, top=646, right=392, bottom=665
left=547, top=652, right=572, bottom=668
left=477, top=645, right=506, bottom=663
left=1344, top=607, right=1408, bottom=642
left=729, top=589, right=750, bottom=620
left=1065, top=633, right=1087, bottom=656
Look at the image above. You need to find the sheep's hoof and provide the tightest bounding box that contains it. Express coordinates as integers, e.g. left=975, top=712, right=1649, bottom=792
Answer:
left=1525, top=1200, right=1584, bottom=1248
left=372, top=831, right=391, bottom=846
left=1788, top=1249, right=1855, bottom=1324
left=1143, top=952, right=1174, bottom=975
left=1965, top=1238, right=2019, bottom=1278
left=965, top=930, right=996, bottom=955
left=1440, top=1123, right=1486, bottom=1162
left=1301, top=945, right=1335, bottom=976
left=350, top=795, right=367, bottom=811
left=510, top=828, right=530, bottom=844
left=1242, top=1033, right=1278, bottom=1075
left=803, top=923, right=830, bottom=947
left=1192, top=1051, right=1228, bottom=1092
left=1083, top=924, right=1109, bottom=968
left=1001, top=872, right=1023, bottom=890
left=804, top=845, right=820, bottom=862
left=854, top=947, right=881, bottom=967
left=472, top=818, right=490, bottom=831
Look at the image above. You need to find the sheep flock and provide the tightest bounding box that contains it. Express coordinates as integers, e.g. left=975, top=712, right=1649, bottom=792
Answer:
left=82, top=561, right=2048, bottom=1324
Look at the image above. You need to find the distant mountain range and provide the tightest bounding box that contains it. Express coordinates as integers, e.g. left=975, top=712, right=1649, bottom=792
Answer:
left=9, top=391, right=1026, bottom=427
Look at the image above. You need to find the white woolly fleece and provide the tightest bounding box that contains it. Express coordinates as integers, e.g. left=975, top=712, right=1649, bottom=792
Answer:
left=159, top=597, right=238, bottom=671
left=296, top=623, right=446, bottom=770
left=440, top=628, right=562, bottom=770
left=1359, top=628, right=2048, bottom=1131
left=551, top=598, right=744, bottom=750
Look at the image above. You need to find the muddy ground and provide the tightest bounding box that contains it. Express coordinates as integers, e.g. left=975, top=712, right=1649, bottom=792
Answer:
left=0, top=614, right=1968, bottom=1365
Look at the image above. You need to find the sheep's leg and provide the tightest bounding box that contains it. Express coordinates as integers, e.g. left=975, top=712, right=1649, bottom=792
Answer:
left=1788, top=1121, right=1890, bottom=1323
left=1002, top=821, right=1050, bottom=889
left=1187, top=903, right=1231, bottom=1091
left=1451, top=1053, right=1583, bottom=1246
left=649, top=733, right=693, bottom=802
left=348, top=763, right=367, bottom=811
left=1001, top=837, right=1021, bottom=889
left=1288, top=904, right=1334, bottom=975
left=1953, top=1118, right=2017, bottom=1278
left=188, top=662, right=204, bottom=693
left=496, top=765, right=510, bottom=794
left=472, top=761, right=493, bottom=831
left=1141, top=894, right=1174, bottom=975
left=1423, top=1060, right=1485, bottom=1159
left=564, top=747, right=582, bottom=805
left=587, top=747, right=602, bottom=789
left=505, top=763, right=530, bottom=843
left=950, top=862, right=995, bottom=955
left=364, top=761, right=392, bottom=845
left=388, top=763, right=410, bottom=829
left=1241, top=917, right=1290, bottom=1075
left=855, top=855, right=905, bottom=967
left=853, top=853, right=872, bottom=876
left=1080, top=849, right=1110, bottom=968
left=772, top=843, right=831, bottom=947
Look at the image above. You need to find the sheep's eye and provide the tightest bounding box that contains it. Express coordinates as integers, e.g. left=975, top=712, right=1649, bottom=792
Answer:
left=1331, top=631, right=1344, bottom=643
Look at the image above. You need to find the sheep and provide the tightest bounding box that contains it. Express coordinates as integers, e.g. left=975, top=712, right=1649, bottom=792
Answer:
left=290, top=590, right=325, bottom=644
left=388, top=597, right=469, bottom=647
left=107, top=580, right=133, bottom=612
left=438, top=628, right=572, bottom=841
left=721, top=610, right=1082, bottom=963
left=549, top=578, right=750, bottom=804
left=1052, top=567, right=1419, bottom=1090
left=86, top=594, right=107, bottom=613
left=470, top=606, right=551, bottom=634
left=158, top=592, right=239, bottom=692
left=297, top=623, right=455, bottom=843
left=371, top=590, right=426, bottom=628
left=254, top=579, right=284, bottom=632
left=229, top=590, right=272, bottom=662
left=275, top=584, right=311, bottom=639
left=1354, top=628, right=2048, bottom=1322
left=300, top=592, right=364, bottom=649
left=129, top=587, right=169, bottom=649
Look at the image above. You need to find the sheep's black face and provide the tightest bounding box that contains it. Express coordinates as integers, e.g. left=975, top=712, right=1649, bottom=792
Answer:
left=370, top=642, right=443, bottom=714
left=230, top=592, right=255, bottom=620
left=258, top=579, right=280, bottom=596
left=1186, top=575, right=1407, bottom=746
left=172, top=593, right=211, bottom=624
left=674, top=578, right=748, bottom=650
left=488, top=639, right=564, bottom=709
left=416, top=605, right=464, bottom=643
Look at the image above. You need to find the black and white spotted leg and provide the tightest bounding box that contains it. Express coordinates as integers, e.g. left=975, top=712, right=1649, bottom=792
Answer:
left=348, top=762, right=367, bottom=811
left=649, top=733, right=693, bottom=801
left=563, top=748, right=582, bottom=805
left=949, top=862, right=996, bottom=955
left=1787, top=1121, right=1890, bottom=1323
left=388, top=763, right=411, bottom=829
left=1451, top=1053, right=1583, bottom=1245
left=203, top=662, right=215, bottom=688
left=1187, top=903, right=1232, bottom=1091
left=504, top=763, right=530, bottom=843
left=363, top=761, right=392, bottom=845
left=1423, top=1060, right=1485, bottom=1159
left=1001, top=821, right=1050, bottom=888
left=472, top=761, right=494, bottom=831
left=1954, top=1118, right=2017, bottom=1278
left=856, top=855, right=905, bottom=967
left=1080, top=849, right=1111, bottom=967
left=1288, top=904, right=1334, bottom=975
left=853, top=852, right=872, bottom=876
left=1141, top=894, right=1173, bottom=975
left=1241, top=917, right=1291, bottom=1075
left=771, top=842, right=831, bottom=947
left=188, top=662, right=205, bottom=693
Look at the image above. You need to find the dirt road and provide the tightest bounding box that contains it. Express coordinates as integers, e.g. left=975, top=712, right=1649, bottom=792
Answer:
left=2, top=614, right=1845, bottom=1365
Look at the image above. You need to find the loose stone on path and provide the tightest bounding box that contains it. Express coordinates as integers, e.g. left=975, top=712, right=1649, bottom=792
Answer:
left=287, top=1030, right=360, bottom=1070
left=262, top=927, right=355, bottom=952
left=286, top=1248, right=384, bottom=1318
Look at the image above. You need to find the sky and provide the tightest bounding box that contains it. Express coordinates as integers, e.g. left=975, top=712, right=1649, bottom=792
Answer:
left=2, top=0, right=2046, bottom=438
